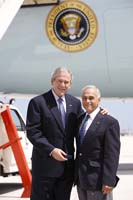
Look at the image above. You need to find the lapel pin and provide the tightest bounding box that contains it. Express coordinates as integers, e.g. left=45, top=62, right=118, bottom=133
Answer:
left=96, top=121, right=100, bottom=125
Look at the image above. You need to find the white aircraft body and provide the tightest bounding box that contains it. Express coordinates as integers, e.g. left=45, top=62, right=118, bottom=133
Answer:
left=0, top=0, right=133, bottom=178
left=0, top=0, right=133, bottom=97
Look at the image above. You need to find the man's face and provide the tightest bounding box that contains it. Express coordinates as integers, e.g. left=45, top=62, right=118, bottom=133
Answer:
left=52, top=71, right=71, bottom=97
left=82, top=88, right=100, bottom=113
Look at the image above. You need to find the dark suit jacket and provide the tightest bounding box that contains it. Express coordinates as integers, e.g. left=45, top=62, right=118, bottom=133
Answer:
left=75, top=111, right=120, bottom=190
left=26, top=90, right=83, bottom=180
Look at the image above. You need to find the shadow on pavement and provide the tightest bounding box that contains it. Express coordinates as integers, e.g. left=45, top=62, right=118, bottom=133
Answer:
left=0, top=183, right=22, bottom=195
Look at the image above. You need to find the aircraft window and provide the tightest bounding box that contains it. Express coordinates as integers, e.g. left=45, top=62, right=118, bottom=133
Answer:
left=10, top=109, right=26, bottom=132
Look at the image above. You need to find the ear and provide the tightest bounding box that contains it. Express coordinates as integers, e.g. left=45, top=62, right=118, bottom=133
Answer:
left=68, top=81, right=72, bottom=89
left=98, top=97, right=101, bottom=103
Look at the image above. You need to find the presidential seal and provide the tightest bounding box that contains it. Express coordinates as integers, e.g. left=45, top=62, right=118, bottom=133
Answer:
left=46, top=0, right=98, bottom=52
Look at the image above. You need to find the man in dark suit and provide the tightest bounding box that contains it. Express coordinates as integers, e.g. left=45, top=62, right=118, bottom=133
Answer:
left=75, top=85, right=120, bottom=200
left=26, top=67, right=83, bottom=200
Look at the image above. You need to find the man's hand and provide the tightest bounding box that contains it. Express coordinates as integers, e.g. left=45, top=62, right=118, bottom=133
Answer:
left=51, top=148, right=68, bottom=161
left=101, top=107, right=109, bottom=115
left=102, top=185, right=113, bottom=194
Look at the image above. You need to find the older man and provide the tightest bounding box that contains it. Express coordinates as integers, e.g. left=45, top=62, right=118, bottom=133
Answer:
left=75, top=85, right=120, bottom=200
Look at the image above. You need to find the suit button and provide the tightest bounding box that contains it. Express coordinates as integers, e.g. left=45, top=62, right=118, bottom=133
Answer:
left=79, top=153, right=82, bottom=156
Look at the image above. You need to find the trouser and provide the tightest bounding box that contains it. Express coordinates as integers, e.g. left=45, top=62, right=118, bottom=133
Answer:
left=77, top=186, right=113, bottom=200
left=30, top=175, right=73, bottom=200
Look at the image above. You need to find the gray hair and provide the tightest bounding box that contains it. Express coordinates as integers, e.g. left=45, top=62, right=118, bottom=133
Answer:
left=82, top=85, right=101, bottom=98
left=51, top=67, right=73, bottom=83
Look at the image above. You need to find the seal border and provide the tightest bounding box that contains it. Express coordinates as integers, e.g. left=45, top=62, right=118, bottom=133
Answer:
left=46, top=0, right=98, bottom=52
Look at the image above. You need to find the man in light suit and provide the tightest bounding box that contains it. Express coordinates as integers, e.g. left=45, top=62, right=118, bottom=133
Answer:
left=26, top=67, right=83, bottom=200
left=75, top=85, right=120, bottom=200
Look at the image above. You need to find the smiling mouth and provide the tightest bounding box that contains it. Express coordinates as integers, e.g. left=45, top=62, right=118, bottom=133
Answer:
left=60, top=89, right=66, bottom=92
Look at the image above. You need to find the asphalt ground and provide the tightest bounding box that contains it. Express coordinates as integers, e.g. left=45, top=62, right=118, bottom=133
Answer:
left=0, top=168, right=133, bottom=200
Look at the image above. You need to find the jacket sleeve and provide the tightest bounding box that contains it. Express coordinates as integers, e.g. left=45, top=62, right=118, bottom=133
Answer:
left=26, top=98, right=55, bottom=156
left=102, top=119, right=120, bottom=187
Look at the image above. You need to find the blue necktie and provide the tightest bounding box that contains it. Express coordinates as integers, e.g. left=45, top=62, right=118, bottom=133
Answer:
left=79, top=114, right=90, bottom=143
left=58, top=97, right=66, bottom=128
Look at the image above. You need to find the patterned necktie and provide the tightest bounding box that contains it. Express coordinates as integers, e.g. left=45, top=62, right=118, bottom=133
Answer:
left=79, top=114, right=90, bottom=143
left=58, top=97, right=66, bottom=128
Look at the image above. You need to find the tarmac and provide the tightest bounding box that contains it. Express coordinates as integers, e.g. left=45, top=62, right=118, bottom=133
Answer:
left=0, top=168, right=133, bottom=200
left=0, top=136, right=133, bottom=200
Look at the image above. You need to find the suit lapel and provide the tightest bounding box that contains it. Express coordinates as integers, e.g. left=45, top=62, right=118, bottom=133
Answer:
left=89, top=112, right=103, bottom=131
left=65, top=94, right=73, bottom=127
left=84, top=111, right=104, bottom=139
left=43, top=90, right=65, bottom=132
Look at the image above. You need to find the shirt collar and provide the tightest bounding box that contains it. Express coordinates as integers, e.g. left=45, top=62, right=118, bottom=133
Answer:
left=52, top=89, right=65, bottom=102
left=88, top=107, right=100, bottom=120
